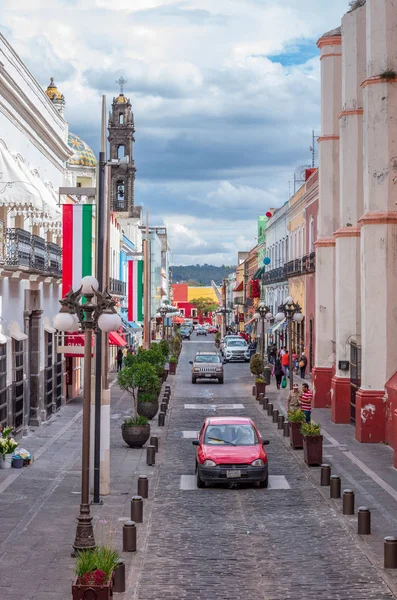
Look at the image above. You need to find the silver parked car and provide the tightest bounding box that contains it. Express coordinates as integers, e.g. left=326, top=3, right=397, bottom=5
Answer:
left=223, top=339, right=250, bottom=362
left=190, top=352, right=224, bottom=384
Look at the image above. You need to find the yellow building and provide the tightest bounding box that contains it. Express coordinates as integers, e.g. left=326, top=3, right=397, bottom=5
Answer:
left=187, top=286, right=220, bottom=304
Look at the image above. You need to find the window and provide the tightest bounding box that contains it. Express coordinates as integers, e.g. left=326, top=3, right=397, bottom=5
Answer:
left=13, top=340, right=24, bottom=430
left=309, top=217, right=314, bottom=253
left=302, top=226, right=305, bottom=255
left=119, top=113, right=124, bottom=125
left=0, top=344, right=7, bottom=428
left=116, top=180, right=125, bottom=209
left=45, top=332, right=53, bottom=419
left=117, top=145, right=125, bottom=159
left=55, top=353, right=62, bottom=410
left=179, top=308, right=185, bottom=316
left=191, top=309, right=197, bottom=317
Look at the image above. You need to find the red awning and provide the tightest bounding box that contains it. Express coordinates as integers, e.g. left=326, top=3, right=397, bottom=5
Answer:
left=109, top=331, right=127, bottom=347
left=233, top=281, right=243, bottom=292
left=245, top=315, right=257, bottom=325
left=173, top=316, right=185, bottom=324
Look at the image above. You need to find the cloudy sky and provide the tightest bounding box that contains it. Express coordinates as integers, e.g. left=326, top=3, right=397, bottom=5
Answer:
left=3, top=0, right=348, bottom=265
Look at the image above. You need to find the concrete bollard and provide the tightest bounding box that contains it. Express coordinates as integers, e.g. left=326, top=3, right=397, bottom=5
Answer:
left=158, top=412, right=165, bottom=426
left=147, top=445, right=156, bottom=466
left=123, top=521, right=137, bottom=552
left=252, top=385, right=256, bottom=397
left=131, top=496, right=143, bottom=523
left=272, top=409, right=279, bottom=424
left=163, top=396, right=169, bottom=406
left=137, top=476, right=149, bottom=498
left=165, top=385, right=171, bottom=391
left=263, top=397, right=269, bottom=409
left=267, top=403, right=274, bottom=416
left=330, top=475, right=341, bottom=498
left=278, top=415, right=285, bottom=430
left=343, top=490, right=355, bottom=515
left=160, top=402, right=167, bottom=415
left=384, top=537, right=397, bottom=569
left=357, top=507, right=371, bottom=535
left=259, top=393, right=264, bottom=406
left=320, top=464, right=331, bottom=486
left=113, top=561, right=126, bottom=592
left=283, top=421, right=289, bottom=437
left=150, top=436, right=159, bottom=452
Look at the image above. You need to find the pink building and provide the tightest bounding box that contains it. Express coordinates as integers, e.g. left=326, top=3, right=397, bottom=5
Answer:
left=303, top=170, right=319, bottom=373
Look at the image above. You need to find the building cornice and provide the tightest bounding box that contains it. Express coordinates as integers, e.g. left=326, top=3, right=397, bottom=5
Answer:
left=318, top=135, right=340, bottom=143
left=314, top=237, right=336, bottom=248
left=338, top=109, right=364, bottom=119
left=319, top=53, right=342, bottom=61
left=358, top=211, right=397, bottom=226
left=361, top=76, right=397, bottom=89
left=334, top=227, right=361, bottom=238
left=317, top=36, right=342, bottom=50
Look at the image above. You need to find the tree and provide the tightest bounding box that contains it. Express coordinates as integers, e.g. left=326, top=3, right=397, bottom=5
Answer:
left=117, top=363, right=159, bottom=415
left=190, top=297, right=219, bottom=316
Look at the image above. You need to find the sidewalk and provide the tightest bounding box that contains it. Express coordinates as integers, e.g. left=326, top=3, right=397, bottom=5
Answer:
left=0, top=374, right=172, bottom=600
left=262, top=372, right=397, bottom=591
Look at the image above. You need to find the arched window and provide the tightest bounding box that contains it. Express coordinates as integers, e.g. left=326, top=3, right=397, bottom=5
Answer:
left=309, top=217, right=314, bottom=253
left=302, top=225, right=305, bottom=255
left=116, top=179, right=125, bottom=209
left=119, top=113, right=124, bottom=125
left=117, top=145, right=125, bottom=159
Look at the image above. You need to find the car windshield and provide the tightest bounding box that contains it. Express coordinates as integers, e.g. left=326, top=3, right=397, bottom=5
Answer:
left=204, top=424, right=258, bottom=446
left=227, top=340, right=247, bottom=347
left=195, top=355, right=220, bottom=363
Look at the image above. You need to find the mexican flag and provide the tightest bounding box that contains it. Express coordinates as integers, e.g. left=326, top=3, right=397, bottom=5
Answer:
left=62, top=204, right=93, bottom=297
left=128, top=259, right=143, bottom=322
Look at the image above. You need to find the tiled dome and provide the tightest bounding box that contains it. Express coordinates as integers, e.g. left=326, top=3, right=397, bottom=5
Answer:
left=116, top=94, right=128, bottom=104
left=45, top=77, right=64, bottom=102
left=68, top=132, right=97, bottom=168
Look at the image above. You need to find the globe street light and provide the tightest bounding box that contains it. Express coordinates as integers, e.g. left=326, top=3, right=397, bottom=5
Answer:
left=276, top=296, right=303, bottom=390
left=54, top=276, right=121, bottom=553
left=256, top=301, right=273, bottom=357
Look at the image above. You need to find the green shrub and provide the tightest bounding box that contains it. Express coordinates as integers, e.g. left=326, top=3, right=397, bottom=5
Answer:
left=118, top=363, right=159, bottom=415
left=301, top=421, right=321, bottom=436
left=138, top=391, right=158, bottom=403
left=169, top=354, right=178, bottom=364
left=250, top=353, right=264, bottom=377
left=287, top=409, right=306, bottom=423
left=159, top=339, right=170, bottom=359
left=123, top=415, right=149, bottom=426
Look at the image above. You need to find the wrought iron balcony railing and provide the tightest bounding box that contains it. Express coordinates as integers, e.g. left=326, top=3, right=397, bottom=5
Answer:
left=109, top=277, right=126, bottom=296
left=261, top=265, right=287, bottom=284
left=3, top=227, right=62, bottom=276
left=286, top=252, right=315, bottom=278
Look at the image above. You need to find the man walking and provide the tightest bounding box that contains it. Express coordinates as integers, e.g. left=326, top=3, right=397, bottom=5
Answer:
left=299, top=352, right=308, bottom=379
left=301, top=383, right=313, bottom=423
left=287, top=383, right=301, bottom=412
left=281, top=349, right=290, bottom=378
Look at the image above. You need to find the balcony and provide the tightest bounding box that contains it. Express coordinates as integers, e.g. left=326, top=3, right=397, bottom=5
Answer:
left=233, top=296, right=244, bottom=306
left=262, top=265, right=287, bottom=284
left=2, top=228, right=62, bottom=276
left=286, top=252, right=315, bottom=278
left=109, top=277, right=126, bottom=296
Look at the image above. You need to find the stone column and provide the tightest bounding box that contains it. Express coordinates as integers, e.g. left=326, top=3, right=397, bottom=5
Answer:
left=331, top=6, right=366, bottom=423
left=313, top=28, right=342, bottom=408
left=29, top=310, right=44, bottom=426
left=357, top=0, right=397, bottom=443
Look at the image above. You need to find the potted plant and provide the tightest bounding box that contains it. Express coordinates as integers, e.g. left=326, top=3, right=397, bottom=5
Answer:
left=0, top=427, right=19, bottom=469
left=137, top=391, right=159, bottom=420
left=72, top=545, right=120, bottom=600
left=215, top=332, right=221, bottom=348
left=250, top=354, right=265, bottom=398
left=288, top=409, right=306, bottom=449
left=301, top=421, right=323, bottom=466
left=169, top=354, right=178, bottom=375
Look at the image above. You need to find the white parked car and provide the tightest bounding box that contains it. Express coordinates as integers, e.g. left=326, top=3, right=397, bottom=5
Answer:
left=223, top=339, right=250, bottom=362
left=220, top=335, right=242, bottom=355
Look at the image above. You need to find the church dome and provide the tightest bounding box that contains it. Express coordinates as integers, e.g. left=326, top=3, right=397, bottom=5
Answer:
left=116, top=93, right=128, bottom=104
left=68, top=132, right=97, bottom=167
left=45, top=77, right=64, bottom=102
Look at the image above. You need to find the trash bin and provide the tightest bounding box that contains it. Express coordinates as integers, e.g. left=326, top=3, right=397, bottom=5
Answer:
left=264, top=366, right=272, bottom=385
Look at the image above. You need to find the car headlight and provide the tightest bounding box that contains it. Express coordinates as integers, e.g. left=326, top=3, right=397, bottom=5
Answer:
left=203, top=459, right=216, bottom=467
left=216, top=367, right=222, bottom=372
left=251, top=459, right=265, bottom=467
left=193, top=368, right=200, bottom=372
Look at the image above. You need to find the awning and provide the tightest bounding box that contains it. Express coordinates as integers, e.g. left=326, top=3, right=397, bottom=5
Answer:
left=0, top=143, right=44, bottom=212
left=173, top=316, right=185, bottom=324
left=17, top=157, right=60, bottom=221
left=64, top=332, right=94, bottom=357
left=268, top=318, right=286, bottom=333
left=233, top=281, right=243, bottom=292
left=253, top=266, right=265, bottom=279
left=109, top=331, right=127, bottom=347
left=245, top=315, right=257, bottom=326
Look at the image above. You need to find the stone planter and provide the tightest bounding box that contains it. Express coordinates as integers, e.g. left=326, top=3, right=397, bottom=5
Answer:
left=169, top=362, right=177, bottom=375
left=0, top=454, right=13, bottom=469
left=72, top=577, right=112, bottom=600
left=137, top=401, right=159, bottom=420
left=303, top=435, right=323, bottom=466
left=255, top=381, right=266, bottom=399
left=289, top=421, right=304, bottom=449
left=121, top=424, right=150, bottom=448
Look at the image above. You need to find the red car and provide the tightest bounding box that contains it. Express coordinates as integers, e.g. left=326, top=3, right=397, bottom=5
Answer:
left=208, top=326, right=219, bottom=334
left=192, top=416, right=269, bottom=488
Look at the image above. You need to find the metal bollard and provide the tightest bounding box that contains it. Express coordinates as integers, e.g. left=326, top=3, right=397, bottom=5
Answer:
left=357, top=507, right=371, bottom=535
left=113, top=561, right=126, bottom=592
left=123, top=521, right=137, bottom=552
left=147, top=445, right=156, bottom=466
left=384, top=537, right=397, bottom=569
left=150, top=436, right=159, bottom=452
left=320, top=464, right=331, bottom=486
left=137, top=475, right=149, bottom=498
left=131, top=495, right=143, bottom=523
left=272, top=409, right=279, bottom=424
left=278, top=415, right=285, bottom=430
left=165, top=385, right=171, bottom=391
left=330, top=475, right=341, bottom=498
left=267, top=403, right=274, bottom=416
left=158, top=412, right=165, bottom=426
left=163, top=396, right=169, bottom=406
left=160, top=402, right=167, bottom=414
left=283, top=421, right=289, bottom=437
left=343, top=489, right=355, bottom=515
left=252, top=385, right=256, bottom=397
left=263, top=397, right=269, bottom=409
left=259, top=393, right=264, bottom=406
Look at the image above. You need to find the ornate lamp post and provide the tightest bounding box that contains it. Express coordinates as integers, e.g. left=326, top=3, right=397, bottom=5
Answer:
left=275, top=296, right=303, bottom=390
left=53, top=275, right=121, bottom=553
left=215, top=307, right=231, bottom=336
left=156, top=303, right=180, bottom=339
left=255, top=302, right=273, bottom=357
left=158, top=305, right=168, bottom=339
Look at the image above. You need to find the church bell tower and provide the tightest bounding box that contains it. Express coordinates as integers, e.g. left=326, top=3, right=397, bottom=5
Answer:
left=108, top=77, right=137, bottom=215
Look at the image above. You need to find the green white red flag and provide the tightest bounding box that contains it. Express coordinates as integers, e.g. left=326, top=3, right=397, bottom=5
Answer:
left=128, top=260, right=143, bottom=322
left=62, top=204, right=93, bottom=297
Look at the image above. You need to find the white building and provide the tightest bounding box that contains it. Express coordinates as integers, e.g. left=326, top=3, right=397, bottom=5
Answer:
left=262, top=201, right=289, bottom=318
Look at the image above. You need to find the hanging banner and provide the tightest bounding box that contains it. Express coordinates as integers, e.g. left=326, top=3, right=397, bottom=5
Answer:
left=128, top=259, right=143, bottom=322
left=62, top=204, right=93, bottom=297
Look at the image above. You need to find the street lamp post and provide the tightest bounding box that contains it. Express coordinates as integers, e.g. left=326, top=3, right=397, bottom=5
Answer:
left=275, top=296, right=303, bottom=390
left=158, top=305, right=168, bottom=339
left=255, top=302, right=273, bottom=358
left=54, top=276, right=121, bottom=553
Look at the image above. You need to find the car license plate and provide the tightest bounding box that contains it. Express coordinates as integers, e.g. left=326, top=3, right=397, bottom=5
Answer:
left=205, top=374, right=212, bottom=378
left=226, top=470, right=241, bottom=478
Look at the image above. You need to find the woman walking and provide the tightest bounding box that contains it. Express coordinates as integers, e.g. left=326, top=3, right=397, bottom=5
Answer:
left=116, top=348, right=123, bottom=372
left=273, top=359, right=284, bottom=389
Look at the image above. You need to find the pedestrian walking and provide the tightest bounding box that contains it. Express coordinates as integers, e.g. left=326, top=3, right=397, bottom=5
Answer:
left=116, top=348, right=123, bottom=372
left=299, top=352, right=307, bottom=379
left=300, top=383, right=313, bottom=422
left=281, top=350, right=290, bottom=378
left=292, top=349, right=298, bottom=374
left=287, top=382, right=301, bottom=412
left=273, top=359, right=284, bottom=389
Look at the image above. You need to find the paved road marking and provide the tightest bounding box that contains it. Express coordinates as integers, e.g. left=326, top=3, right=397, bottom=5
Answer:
left=184, top=403, right=245, bottom=410
left=182, top=431, right=199, bottom=438
left=180, top=474, right=290, bottom=490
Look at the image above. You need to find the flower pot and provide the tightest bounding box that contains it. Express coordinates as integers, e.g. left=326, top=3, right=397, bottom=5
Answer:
left=289, top=422, right=304, bottom=449
left=255, top=381, right=266, bottom=399
left=72, top=577, right=112, bottom=600
left=169, top=362, right=177, bottom=375
left=12, top=457, right=24, bottom=469
left=303, top=435, right=323, bottom=466
left=121, top=424, right=150, bottom=448
left=137, top=401, right=159, bottom=420
left=0, top=454, right=13, bottom=469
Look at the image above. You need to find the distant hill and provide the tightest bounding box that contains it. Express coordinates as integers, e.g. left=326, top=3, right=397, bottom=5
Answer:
left=171, top=264, right=236, bottom=286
